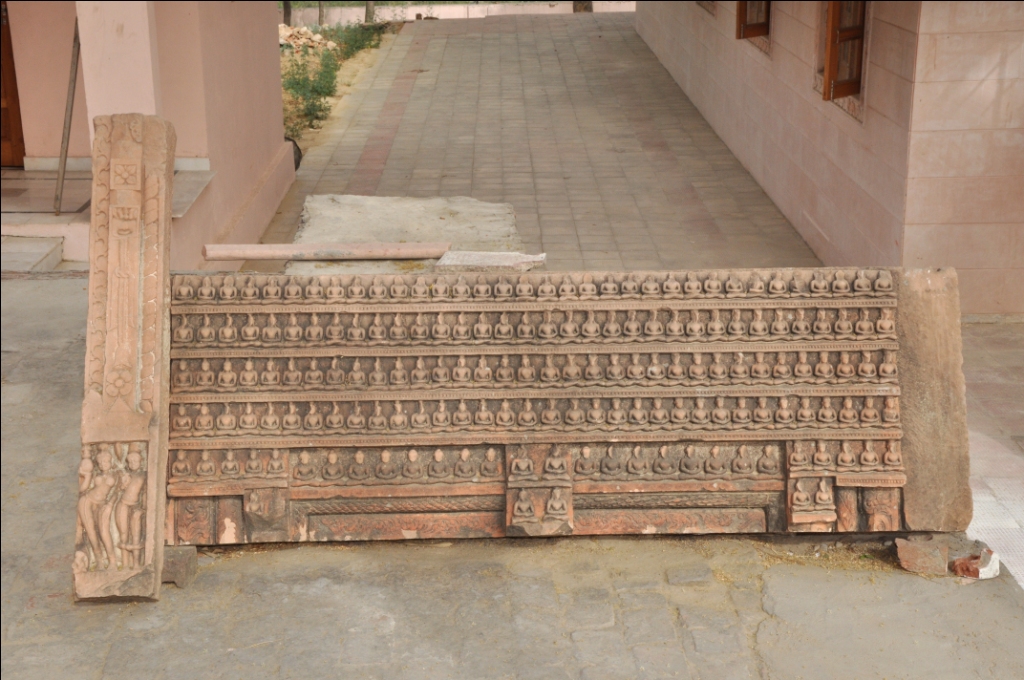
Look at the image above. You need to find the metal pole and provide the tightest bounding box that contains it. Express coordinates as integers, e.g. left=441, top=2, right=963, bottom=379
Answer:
left=54, top=18, right=80, bottom=216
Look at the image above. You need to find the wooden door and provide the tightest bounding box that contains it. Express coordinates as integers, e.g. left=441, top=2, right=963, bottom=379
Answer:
left=1, top=0, right=26, bottom=167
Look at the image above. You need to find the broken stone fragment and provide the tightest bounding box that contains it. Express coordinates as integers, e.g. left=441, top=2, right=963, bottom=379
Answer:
left=895, top=535, right=948, bottom=576
left=951, top=550, right=999, bottom=580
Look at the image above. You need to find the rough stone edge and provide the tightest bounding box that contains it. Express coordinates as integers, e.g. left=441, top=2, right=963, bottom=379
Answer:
left=897, top=268, right=971, bottom=531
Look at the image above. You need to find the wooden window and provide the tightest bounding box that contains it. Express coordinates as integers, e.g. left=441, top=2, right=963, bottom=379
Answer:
left=822, top=1, right=866, bottom=100
left=736, top=1, right=771, bottom=40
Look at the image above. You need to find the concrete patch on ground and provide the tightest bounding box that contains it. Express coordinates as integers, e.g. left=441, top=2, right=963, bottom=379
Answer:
left=285, top=195, right=523, bottom=275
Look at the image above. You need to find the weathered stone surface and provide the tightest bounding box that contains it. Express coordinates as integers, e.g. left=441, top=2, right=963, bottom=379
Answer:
left=74, top=114, right=175, bottom=600
left=896, top=268, right=971, bottom=530
left=161, top=545, right=197, bottom=588
left=895, top=535, right=949, bottom=575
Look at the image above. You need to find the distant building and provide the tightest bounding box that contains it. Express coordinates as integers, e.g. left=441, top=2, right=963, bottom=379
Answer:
left=637, top=2, right=1022, bottom=315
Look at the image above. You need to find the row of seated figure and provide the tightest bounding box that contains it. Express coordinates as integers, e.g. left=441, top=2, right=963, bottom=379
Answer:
left=168, top=447, right=503, bottom=482
left=788, top=439, right=903, bottom=471
left=173, top=269, right=895, bottom=304
left=563, top=443, right=783, bottom=477
left=170, top=307, right=898, bottom=346
left=169, top=395, right=900, bottom=436
left=791, top=478, right=836, bottom=510
left=171, top=350, right=898, bottom=392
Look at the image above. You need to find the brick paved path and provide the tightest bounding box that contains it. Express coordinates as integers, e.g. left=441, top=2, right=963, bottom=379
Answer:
left=265, top=13, right=820, bottom=272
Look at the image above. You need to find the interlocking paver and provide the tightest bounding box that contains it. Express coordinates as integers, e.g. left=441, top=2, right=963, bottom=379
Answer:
left=257, top=13, right=820, bottom=274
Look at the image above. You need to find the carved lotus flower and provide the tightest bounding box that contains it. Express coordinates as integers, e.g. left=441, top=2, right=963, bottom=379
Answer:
left=113, top=163, right=138, bottom=187
left=105, top=365, right=134, bottom=397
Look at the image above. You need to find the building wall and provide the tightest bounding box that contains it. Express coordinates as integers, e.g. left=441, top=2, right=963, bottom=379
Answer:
left=6, top=1, right=294, bottom=270
left=903, top=1, right=1024, bottom=315
left=636, top=1, right=1022, bottom=315
left=168, top=1, right=295, bottom=271
left=636, top=1, right=920, bottom=268
left=6, top=1, right=92, bottom=167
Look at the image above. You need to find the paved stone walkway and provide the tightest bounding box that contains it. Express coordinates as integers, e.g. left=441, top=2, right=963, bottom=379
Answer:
left=261, top=14, right=820, bottom=272
left=3, top=279, right=1023, bottom=680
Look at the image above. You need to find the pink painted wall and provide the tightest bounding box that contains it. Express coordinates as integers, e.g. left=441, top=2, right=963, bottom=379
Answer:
left=154, top=1, right=208, bottom=159
left=6, top=0, right=294, bottom=270
left=903, top=1, right=1024, bottom=315
left=6, top=1, right=91, bottom=162
left=169, top=0, right=294, bottom=270
left=635, top=1, right=919, bottom=269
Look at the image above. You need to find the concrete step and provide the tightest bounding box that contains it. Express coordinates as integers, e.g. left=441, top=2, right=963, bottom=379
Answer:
left=0, top=236, right=64, bottom=272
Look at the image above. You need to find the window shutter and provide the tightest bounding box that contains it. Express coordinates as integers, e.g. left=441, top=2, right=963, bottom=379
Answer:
left=736, top=1, right=771, bottom=40
left=823, top=1, right=866, bottom=100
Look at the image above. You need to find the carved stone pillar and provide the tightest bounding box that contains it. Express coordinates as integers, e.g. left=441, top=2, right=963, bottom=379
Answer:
left=74, top=114, right=175, bottom=600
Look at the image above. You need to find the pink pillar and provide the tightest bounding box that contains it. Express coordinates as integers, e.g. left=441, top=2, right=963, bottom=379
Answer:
left=76, top=0, right=162, bottom=139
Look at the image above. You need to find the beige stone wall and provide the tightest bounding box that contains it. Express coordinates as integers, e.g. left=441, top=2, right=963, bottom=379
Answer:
left=636, top=1, right=1022, bottom=315
left=635, top=1, right=920, bottom=269
left=903, top=2, right=1024, bottom=315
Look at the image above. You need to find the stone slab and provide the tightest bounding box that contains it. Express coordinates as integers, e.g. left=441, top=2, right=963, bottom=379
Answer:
left=284, top=195, right=522, bottom=275
left=73, top=115, right=175, bottom=600
left=896, top=268, right=971, bottom=531
left=435, top=250, right=546, bottom=272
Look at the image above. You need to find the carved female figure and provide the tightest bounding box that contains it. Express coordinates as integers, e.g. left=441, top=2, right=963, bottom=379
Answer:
left=78, top=446, right=118, bottom=569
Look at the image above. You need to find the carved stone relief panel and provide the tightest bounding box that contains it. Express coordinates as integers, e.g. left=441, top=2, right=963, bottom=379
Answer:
left=75, top=115, right=175, bottom=601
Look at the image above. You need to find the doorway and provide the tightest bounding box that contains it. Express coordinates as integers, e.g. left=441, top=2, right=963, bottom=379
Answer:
left=1, top=0, right=26, bottom=167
